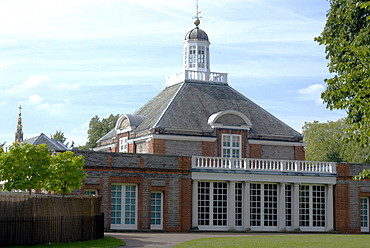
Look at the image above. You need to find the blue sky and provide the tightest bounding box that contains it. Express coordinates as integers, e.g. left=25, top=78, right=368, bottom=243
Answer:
left=0, top=0, right=346, bottom=147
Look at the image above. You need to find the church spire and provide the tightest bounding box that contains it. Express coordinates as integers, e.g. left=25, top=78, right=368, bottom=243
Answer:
left=15, top=105, right=23, bottom=143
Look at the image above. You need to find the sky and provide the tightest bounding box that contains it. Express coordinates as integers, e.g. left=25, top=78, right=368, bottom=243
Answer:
left=0, top=0, right=346, bottom=147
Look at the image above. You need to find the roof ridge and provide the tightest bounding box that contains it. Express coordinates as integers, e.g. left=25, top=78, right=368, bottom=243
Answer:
left=152, top=83, right=185, bottom=128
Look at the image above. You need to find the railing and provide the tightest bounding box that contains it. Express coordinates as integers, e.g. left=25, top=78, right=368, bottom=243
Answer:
left=0, top=213, right=104, bottom=246
left=166, top=70, right=228, bottom=86
left=192, top=156, right=336, bottom=174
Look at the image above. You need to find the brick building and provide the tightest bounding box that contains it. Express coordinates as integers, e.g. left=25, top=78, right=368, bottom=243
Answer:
left=84, top=17, right=368, bottom=233
left=78, top=151, right=192, bottom=231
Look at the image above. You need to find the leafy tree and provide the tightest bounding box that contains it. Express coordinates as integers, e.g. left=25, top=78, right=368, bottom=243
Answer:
left=0, top=142, right=5, bottom=148
left=47, top=151, right=86, bottom=196
left=51, top=130, right=74, bottom=148
left=303, top=119, right=370, bottom=163
left=51, top=130, right=67, bottom=144
left=82, top=114, right=119, bottom=149
left=303, top=120, right=344, bottom=162
left=0, top=143, right=51, bottom=195
left=354, top=170, right=370, bottom=180
left=315, top=0, right=370, bottom=147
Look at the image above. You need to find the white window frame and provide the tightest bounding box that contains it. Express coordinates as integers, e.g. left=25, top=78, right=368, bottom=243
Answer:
left=110, top=184, right=138, bottom=230
left=361, top=197, right=369, bottom=232
left=119, top=137, right=128, bottom=153
left=197, top=181, right=228, bottom=230
left=299, top=185, right=326, bottom=231
left=250, top=183, right=278, bottom=231
left=221, top=134, right=241, bottom=159
left=285, top=184, right=293, bottom=227
left=222, top=134, right=242, bottom=167
left=150, top=191, right=163, bottom=230
left=235, top=182, right=243, bottom=227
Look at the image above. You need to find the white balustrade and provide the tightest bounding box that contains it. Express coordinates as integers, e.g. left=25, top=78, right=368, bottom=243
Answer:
left=192, top=156, right=336, bottom=174
left=166, top=70, right=228, bottom=87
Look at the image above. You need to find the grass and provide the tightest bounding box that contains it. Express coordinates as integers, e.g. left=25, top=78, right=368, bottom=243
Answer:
left=174, top=234, right=370, bottom=248
left=4, top=236, right=125, bottom=248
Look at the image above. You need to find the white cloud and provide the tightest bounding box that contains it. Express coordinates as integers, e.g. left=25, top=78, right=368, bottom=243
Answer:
left=36, top=102, right=65, bottom=115
left=27, top=94, right=43, bottom=105
left=298, top=84, right=325, bottom=104
left=3, top=76, right=49, bottom=95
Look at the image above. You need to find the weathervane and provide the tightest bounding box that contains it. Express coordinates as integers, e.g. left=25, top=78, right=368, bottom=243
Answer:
left=193, top=0, right=202, bottom=27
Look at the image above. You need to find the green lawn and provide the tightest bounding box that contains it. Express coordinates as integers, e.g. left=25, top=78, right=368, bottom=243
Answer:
left=4, top=236, right=125, bottom=248
left=174, top=235, right=370, bottom=248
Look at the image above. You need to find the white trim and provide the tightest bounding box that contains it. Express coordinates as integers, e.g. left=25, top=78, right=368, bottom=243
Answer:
left=210, top=123, right=251, bottom=130
left=192, top=172, right=337, bottom=185
left=361, top=197, right=369, bottom=232
left=116, top=127, right=132, bottom=134
left=208, top=110, right=252, bottom=130
left=127, top=134, right=216, bottom=144
left=115, top=114, right=146, bottom=133
left=93, top=143, right=116, bottom=151
left=248, top=139, right=306, bottom=147
left=119, top=137, right=128, bottom=153
left=221, top=134, right=241, bottom=160
left=150, top=191, right=163, bottom=230
left=110, top=184, right=138, bottom=230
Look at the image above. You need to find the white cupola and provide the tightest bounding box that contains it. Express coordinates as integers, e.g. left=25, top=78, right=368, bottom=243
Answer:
left=165, top=11, right=228, bottom=87
left=183, top=18, right=210, bottom=72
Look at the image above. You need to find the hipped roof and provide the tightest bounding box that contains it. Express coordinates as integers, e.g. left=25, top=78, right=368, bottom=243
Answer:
left=133, top=81, right=301, bottom=137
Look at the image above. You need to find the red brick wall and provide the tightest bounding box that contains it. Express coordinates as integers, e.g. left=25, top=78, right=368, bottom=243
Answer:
left=81, top=152, right=192, bottom=232
left=294, top=146, right=305, bottom=160
left=335, top=163, right=361, bottom=234
left=128, top=143, right=135, bottom=153
left=250, top=144, right=261, bottom=158
left=334, top=183, right=352, bottom=233
left=149, top=139, right=165, bottom=154
left=202, top=141, right=214, bottom=156
left=179, top=178, right=192, bottom=231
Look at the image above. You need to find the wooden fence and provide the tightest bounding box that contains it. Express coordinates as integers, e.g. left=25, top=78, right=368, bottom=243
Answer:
left=0, top=194, right=101, bottom=217
left=0, top=214, right=104, bottom=246
left=0, top=194, right=103, bottom=246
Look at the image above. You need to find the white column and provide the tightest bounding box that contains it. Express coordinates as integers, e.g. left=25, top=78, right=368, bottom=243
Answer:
left=243, top=182, right=251, bottom=230
left=293, top=183, right=300, bottom=230
left=228, top=181, right=236, bottom=230
left=279, top=183, right=286, bottom=231
left=192, top=180, right=198, bottom=228
left=326, top=184, right=334, bottom=231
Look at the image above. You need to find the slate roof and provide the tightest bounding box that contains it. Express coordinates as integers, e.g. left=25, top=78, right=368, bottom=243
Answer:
left=23, top=133, right=69, bottom=151
left=133, top=81, right=301, bottom=138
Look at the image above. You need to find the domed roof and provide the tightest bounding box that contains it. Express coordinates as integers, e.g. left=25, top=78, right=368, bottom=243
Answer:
left=185, top=27, right=209, bottom=41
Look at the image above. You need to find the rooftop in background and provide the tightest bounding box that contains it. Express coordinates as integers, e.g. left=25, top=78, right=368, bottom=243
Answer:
left=23, top=133, right=69, bottom=152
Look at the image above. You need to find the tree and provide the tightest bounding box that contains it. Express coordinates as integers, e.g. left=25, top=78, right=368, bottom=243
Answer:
left=51, top=130, right=74, bottom=148
left=47, top=151, right=86, bottom=196
left=82, top=114, right=119, bottom=149
left=0, top=142, right=5, bottom=148
left=302, top=119, right=370, bottom=163
left=0, top=143, right=51, bottom=195
left=315, top=0, right=370, bottom=147
left=51, top=130, right=67, bottom=144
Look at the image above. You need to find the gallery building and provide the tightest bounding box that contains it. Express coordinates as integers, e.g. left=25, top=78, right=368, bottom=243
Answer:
left=81, top=17, right=367, bottom=233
